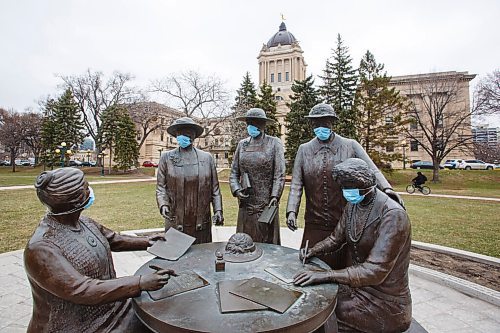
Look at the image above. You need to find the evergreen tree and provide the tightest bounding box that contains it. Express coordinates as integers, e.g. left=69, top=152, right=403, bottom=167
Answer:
left=319, top=34, right=358, bottom=139
left=229, top=72, right=258, bottom=155
left=40, top=90, right=84, bottom=167
left=53, top=89, right=85, bottom=149
left=40, top=98, right=58, bottom=167
left=100, top=105, right=139, bottom=172
left=114, top=109, right=139, bottom=171
left=354, top=50, right=409, bottom=168
left=285, top=75, right=321, bottom=173
left=256, top=81, right=279, bottom=137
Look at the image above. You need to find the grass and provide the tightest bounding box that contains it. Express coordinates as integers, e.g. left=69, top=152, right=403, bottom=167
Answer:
left=1, top=182, right=498, bottom=257
left=0, top=166, right=155, bottom=186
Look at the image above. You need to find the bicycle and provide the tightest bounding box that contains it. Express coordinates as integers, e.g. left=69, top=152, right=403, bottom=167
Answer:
left=406, top=183, right=431, bottom=195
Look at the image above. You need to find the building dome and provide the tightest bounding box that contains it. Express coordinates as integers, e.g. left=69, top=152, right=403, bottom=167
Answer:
left=266, top=22, right=297, bottom=48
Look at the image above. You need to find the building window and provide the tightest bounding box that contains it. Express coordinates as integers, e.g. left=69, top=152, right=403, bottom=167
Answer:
left=224, top=152, right=229, bottom=159
left=410, top=140, right=419, bottom=152
left=285, top=72, right=289, bottom=81
left=386, top=143, right=395, bottom=152
left=160, top=132, right=164, bottom=141
left=215, top=138, right=219, bottom=146
left=385, top=115, right=393, bottom=125
left=410, top=117, right=418, bottom=130
left=270, top=73, right=274, bottom=83
left=278, top=73, right=282, bottom=82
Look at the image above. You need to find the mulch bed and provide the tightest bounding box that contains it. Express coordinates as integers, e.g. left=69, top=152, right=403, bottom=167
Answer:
left=410, top=247, right=500, bottom=291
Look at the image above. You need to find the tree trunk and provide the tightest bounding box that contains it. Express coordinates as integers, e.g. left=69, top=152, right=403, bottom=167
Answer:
left=432, top=161, right=440, bottom=182
left=108, top=148, right=113, bottom=175
left=10, top=149, right=16, bottom=173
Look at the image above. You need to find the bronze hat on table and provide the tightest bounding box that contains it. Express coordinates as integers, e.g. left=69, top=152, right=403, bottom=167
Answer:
left=166, top=117, right=204, bottom=138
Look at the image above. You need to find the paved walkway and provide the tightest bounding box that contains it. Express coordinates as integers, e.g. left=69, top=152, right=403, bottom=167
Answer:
left=2, top=178, right=499, bottom=203
left=1, top=227, right=498, bottom=332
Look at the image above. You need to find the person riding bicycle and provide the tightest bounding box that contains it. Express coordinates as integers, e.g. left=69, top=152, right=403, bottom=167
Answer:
left=412, top=172, right=427, bottom=191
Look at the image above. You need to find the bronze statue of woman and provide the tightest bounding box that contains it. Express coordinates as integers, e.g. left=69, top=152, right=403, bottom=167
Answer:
left=156, top=117, right=224, bottom=244
left=24, top=168, right=174, bottom=333
left=286, top=103, right=404, bottom=269
left=229, top=108, right=286, bottom=244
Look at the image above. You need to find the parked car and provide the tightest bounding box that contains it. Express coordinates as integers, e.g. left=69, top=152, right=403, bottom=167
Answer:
left=69, top=160, right=83, bottom=167
left=81, top=161, right=97, bottom=167
left=410, top=161, right=444, bottom=169
left=15, top=159, right=31, bottom=166
left=443, top=159, right=463, bottom=169
left=457, top=160, right=495, bottom=170
left=142, top=160, right=158, bottom=167
left=0, top=160, right=11, bottom=166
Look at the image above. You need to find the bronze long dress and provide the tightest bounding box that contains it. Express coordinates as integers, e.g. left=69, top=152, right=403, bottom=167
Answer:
left=229, top=134, right=285, bottom=244
left=286, top=134, right=392, bottom=268
left=24, top=216, right=151, bottom=333
left=313, top=190, right=412, bottom=333
left=156, top=147, right=223, bottom=244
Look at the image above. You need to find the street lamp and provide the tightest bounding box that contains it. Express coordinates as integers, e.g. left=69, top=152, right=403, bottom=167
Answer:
left=85, top=150, right=92, bottom=165
left=401, top=140, right=408, bottom=170
left=55, top=142, right=69, bottom=168
left=98, top=152, right=106, bottom=176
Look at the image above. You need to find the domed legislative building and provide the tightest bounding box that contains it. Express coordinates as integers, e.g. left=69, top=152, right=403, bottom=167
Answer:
left=257, top=22, right=306, bottom=141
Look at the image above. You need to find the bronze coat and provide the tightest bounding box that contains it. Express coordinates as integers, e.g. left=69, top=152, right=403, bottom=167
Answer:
left=24, top=216, right=151, bottom=333
left=286, top=134, right=392, bottom=267
left=315, top=190, right=412, bottom=333
left=156, top=147, right=222, bottom=244
left=229, top=135, right=285, bottom=244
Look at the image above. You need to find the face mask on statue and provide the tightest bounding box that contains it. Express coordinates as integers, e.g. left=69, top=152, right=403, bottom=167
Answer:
left=314, top=127, right=332, bottom=141
left=83, top=186, right=95, bottom=209
left=247, top=125, right=261, bottom=138
left=176, top=135, right=192, bottom=148
left=342, top=186, right=376, bottom=204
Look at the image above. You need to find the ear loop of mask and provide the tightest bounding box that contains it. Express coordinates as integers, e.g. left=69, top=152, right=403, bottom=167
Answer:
left=46, top=195, right=91, bottom=216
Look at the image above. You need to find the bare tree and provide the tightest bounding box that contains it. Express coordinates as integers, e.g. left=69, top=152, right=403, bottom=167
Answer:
left=474, top=69, right=500, bottom=119
left=404, top=72, right=481, bottom=182
left=151, top=70, right=231, bottom=143
left=0, top=108, right=25, bottom=172
left=473, top=142, right=500, bottom=163
left=22, top=111, right=44, bottom=164
left=127, top=101, right=182, bottom=150
left=59, top=69, right=141, bottom=153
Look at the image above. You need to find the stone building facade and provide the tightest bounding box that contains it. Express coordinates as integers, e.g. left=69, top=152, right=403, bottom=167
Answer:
left=257, top=22, right=307, bottom=141
left=388, top=71, right=475, bottom=168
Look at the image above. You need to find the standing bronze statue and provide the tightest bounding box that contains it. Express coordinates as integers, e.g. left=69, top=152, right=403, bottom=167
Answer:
left=286, top=103, right=403, bottom=268
left=156, top=117, right=224, bottom=244
left=294, top=158, right=412, bottom=333
left=229, top=108, right=285, bottom=244
left=24, top=168, right=175, bottom=333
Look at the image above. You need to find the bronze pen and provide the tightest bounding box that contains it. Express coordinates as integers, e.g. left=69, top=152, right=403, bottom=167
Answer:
left=149, top=264, right=178, bottom=277
left=302, top=240, right=309, bottom=267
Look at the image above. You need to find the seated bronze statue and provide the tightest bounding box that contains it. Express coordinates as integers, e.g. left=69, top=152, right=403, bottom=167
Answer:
left=24, top=168, right=175, bottom=333
left=294, top=158, right=412, bottom=333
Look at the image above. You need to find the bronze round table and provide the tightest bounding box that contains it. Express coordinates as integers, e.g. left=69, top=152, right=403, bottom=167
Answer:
left=133, top=242, right=338, bottom=333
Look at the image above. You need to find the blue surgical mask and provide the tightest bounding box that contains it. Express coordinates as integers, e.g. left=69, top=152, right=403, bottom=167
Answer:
left=176, top=135, right=191, bottom=148
left=247, top=125, right=261, bottom=138
left=84, top=186, right=95, bottom=209
left=314, top=127, right=332, bottom=141
left=342, top=186, right=376, bottom=204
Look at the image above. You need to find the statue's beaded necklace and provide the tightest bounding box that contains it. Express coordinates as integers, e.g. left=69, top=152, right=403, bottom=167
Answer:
left=347, top=190, right=377, bottom=243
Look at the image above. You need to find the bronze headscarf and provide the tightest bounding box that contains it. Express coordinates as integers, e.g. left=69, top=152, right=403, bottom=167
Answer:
left=35, top=168, right=90, bottom=215
left=332, top=158, right=376, bottom=188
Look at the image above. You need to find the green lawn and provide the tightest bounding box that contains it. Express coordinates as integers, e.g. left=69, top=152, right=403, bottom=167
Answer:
left=1, top=182, right=498, bottom=257
left=0, top=166, right=155, bottom=186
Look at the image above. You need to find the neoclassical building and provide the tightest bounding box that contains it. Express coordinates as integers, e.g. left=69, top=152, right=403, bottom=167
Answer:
left=388, top=71, right=475, bottom=168
left=131, top=23, right=476, bottom=170
left=257, top=22, right=307, bottom=140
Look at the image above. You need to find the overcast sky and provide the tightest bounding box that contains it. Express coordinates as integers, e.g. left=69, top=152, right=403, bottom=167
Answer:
left=1, top=0, right=499, bottom=125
